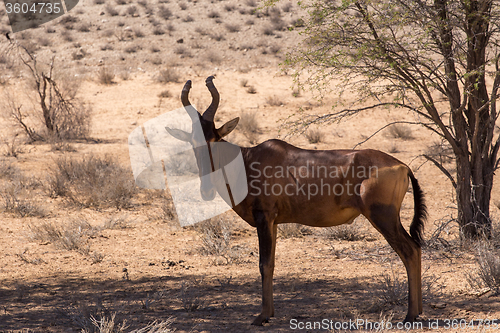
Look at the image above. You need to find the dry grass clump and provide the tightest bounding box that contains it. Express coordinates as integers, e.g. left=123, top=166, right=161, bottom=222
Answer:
left=379, top=269, right=408, bottom=305
left=388, top=124, right=413, bottom=140
left=47, top=154, right=137, bottom=209
left=305, top=128, right=324, bottom=144
left=225, top=23, right=240, bottom=33
left=1, top=180, right=46, bottom=217
left=238, top=111, right=260, bottom=143
left=467, top=242, right=500, bottom=294
left=29, top=219, right=96, bottom=252
left=0, top=161, right=44, bottom=217
left=265, top=95, right=285, bottom=106
left=323, top=221, right=366, bottom=241
left=208, top=10, right=220, bottom=18
left=246, top=86, right=257, bottom=94
left=97, top=67, right=115, bottom=85
left=156, top=68, right=180, bottom=83
left=105, top=4, right=119, bottom=16
left=278, top=224, right=308, bottom=239
left=196, top=217, right=232, bottom=256
left=159, top=5, right=172, bottom=20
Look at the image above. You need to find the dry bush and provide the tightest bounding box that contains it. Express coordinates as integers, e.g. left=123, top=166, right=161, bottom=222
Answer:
left=29, top=219, right=94, bottom=253
left=0, top=158, right=20, bottom=179
left=379, top=269, right=408, bottom=305
left=305, top=128, right=324, bottom=144
left=425, top=140, right=454, bottom=164
left=157, top=68, right=180, bottom=83
left=153, top=27, right=165, bottom=35
left=174, top=45, right=192, bottom=58
left=206, top=50, right=222, bottom=64
left=208, top=10, right=220, bottom=18
left=282, top=2, right=293, bottom=12
left=1, top=179, right=46, bottom=217
left=467, top=242, right=500, bottom=294
left=124, top=45, right=139, bottom=53
left=47, top=154, right=137, bottom=209
left=3, top=48, right=92, bottom=141
left=388, top=124, right=413, bottom=140
left=388, top=143, right=400, bottom=153
left=159, top=5, right=172, bottom=20
left=196, top=217, right=232, bottom=257
left=210, top=33, right=225, bottom=41
left=323, top=222, right=366, bottom=241
left=225, top=23, right=240, bottom=33
left=240, top=78, right=248, bottom=87
left=245, top=0, right=258, bottom=7
left=134, top=28, right=145, bottom=38
left=262, top=25, right=275, bottom=36
left=246, top=86, right=257, bottom=94
left=183, top=15, right=194, bottom=22
left=278, top=223, right=305, bottom=239
left=77, top=23, right=91, bottom=33
left=239, top=111, right=260, bottom=143
left=97, top=67, right=115, bottom=85
left=179, top=2, right=187, bottom=10
left=265, top=95, right=285, bottom=106
left=126, top=5, right=137, bottom=15
left=105, top=5, right=119, bottom=16
left=179, top=281, right=206, bottom=312
left=158, top=90, right=171, bottom=98
left=224, top=3, right=236, bottom=11
left=94, top=0, right=104, bottom=4
left=2, top=135, right=24, bottom=158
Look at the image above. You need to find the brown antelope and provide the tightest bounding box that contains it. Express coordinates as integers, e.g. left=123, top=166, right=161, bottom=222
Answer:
left=165, top=76, right=427, bottom=326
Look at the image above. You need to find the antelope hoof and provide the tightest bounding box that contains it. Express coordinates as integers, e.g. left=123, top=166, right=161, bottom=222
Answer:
left=403, top=314, right=418, bottom=323
left=252, top=314, right=270, bottom=326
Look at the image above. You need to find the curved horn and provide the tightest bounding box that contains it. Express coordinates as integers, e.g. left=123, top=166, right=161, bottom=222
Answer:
left=202, top=76, right=220, bottom=122
left=181, top=80, right=200, bottom=122
left=181, top=80, right=192, bottom=107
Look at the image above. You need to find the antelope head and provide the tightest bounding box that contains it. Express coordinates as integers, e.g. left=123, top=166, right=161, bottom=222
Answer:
left=165, top=76, right=239, bottom=201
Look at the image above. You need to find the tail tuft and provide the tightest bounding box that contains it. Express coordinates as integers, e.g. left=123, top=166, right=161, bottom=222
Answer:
left=408, top=170, right=427, bottom=246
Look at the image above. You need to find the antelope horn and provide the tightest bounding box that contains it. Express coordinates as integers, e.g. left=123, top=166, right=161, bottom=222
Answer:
left=180, top=80, right=200, bottom=122
left=202, top=76, right=219, bottom=122
left=181, top=80, right=192, bottom=107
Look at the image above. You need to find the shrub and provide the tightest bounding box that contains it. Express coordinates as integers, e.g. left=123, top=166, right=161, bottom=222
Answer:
left=97, top=66, right=115, bottom=85
left=323, top=222, right=366, bottom=241
left=159, top=5, right=172, bottom=20
left=47, top=154, right=137, bottom=209
left=305, top=128, right=324, bottom=144
left=239, top=111, right=260, bottom=143
left=225, top=23, right=240, bottom=33
left=105, top=5, right=119, bottom=16
left=207, top=10, right=220, bottom=18
left=196, top=217, right=232, bottom=256
left=467, top=243, right=500, bottom=294
left=278, top=224, right=304, bottom=239
left=388, top=123, right=413, bottom=140
left=157, top=68, right=180, bottom=83
left=380, top=270, right=408, bottom=305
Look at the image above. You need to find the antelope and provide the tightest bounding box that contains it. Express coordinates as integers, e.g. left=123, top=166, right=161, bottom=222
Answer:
left=165, top=76, right=427, bottom=326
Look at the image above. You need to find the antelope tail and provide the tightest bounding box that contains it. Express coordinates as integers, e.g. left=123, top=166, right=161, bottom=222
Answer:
left=408, top=170, right=427, bottom=247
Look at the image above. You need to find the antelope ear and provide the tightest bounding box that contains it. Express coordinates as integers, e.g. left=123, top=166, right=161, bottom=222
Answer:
left=217, top=117, right=239, bottom=138
left=165, top=127, right=191, bottom=142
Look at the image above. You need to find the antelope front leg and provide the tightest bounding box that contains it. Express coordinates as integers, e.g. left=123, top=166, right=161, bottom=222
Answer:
left=252, top=212, right=277, bottom=326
